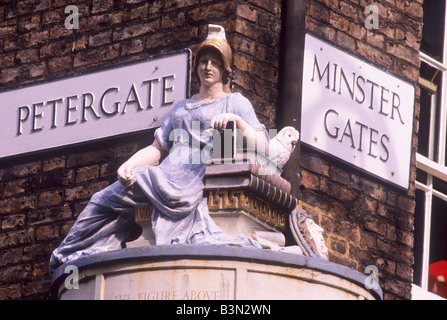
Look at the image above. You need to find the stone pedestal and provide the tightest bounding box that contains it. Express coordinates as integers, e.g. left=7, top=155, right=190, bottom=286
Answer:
left=51, top=245, right=382, bottom=300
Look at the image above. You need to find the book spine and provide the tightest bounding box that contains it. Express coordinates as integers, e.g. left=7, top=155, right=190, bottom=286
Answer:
left=248, top=175, right=297, bottom=211
left=249, top=162, right=291, bottom=193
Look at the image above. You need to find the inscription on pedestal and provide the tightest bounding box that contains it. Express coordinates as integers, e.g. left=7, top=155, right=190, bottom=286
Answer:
left=103, top=268, right=234, bottom=300
left=113, top=289, right=222, bottom=300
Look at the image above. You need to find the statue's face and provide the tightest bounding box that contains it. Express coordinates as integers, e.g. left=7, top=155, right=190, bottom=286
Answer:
left=197, top=51, right=224, bottom=88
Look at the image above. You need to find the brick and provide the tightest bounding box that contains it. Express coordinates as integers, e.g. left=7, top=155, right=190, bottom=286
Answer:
left=35, top=225, right=60, bottom=241
left=384, top=278, right=409, bottom=297
left=404, top=1, right=423, bottom=20
left=366, top=30, right=385, bottom=49
left=0, top=196, right=36, bottom=214
left=301, top=153, right=330, bottom=176
left=162, top=0, right=203, bottom=11
left=89, top=30, right=112, bottom=47
left=100, top=163, right=116, bottom=178
left=351, top=175, right=387, bottom=202
left=121, top=37, right=144, bottom=55
left=18, top=15, right=41, bottom=32
left=375, top=257, right=397, bottom=275
left=73, top=44, right=120, bottom=68
left=23, top=243, right=53, bottom=261
left=65, top=181, right=110, bottom=201
left=112, top=143, right=139, bottom=158
left=17, top=0, right=50, bottom=14
left=300, top=170, right=320, bottom=190
left=161, top=11, right=186, bottom=29
left=3, top=179, right=27, bottom=197
left=22, top=279, right=52, bottom=299
left=36, top=170, right=73, bottom=190
left=48, top=56, right=71, bottom=74
left=92, top=0, right=114, bottom=14
left=40, top=40, right=73, bottom=58
left=360, top=230, right=377, bottom=248
left=61, top=220, right=75, bottom=236
left=0, top=284, right=21, bottom=300
left=320, top=178, right=357, bottom=201
left=236, top=3, right=258, bottom=23
left=329, top=12, right=366, bottom=40
left=129, top=3, right=149, bottom=20
left=1, top=214, right=26, bottom=230
left=396, top=262, right=412, bottom=282
left=28, top=62, right=47, bottom=78
left=145, top=27, right=198, bottom=50
left=187, top=2, right=235, bottom=24
left=28, top=205, right=72, bottom=226
left=235, top=18, right=279, bottom=47
left=0, top=265, right=30, bottom=282
left=357, top=41, right=393, bottom=69
left=38, top=191, right=63, bottom=207
left=0, top=248, right=23, bottom=267
left=75, top=165, right=100, bottom=184
left=67, top=149, right=111, bottom=168
left=364, top=216, right=387, bottom=236
left=0, top=53, right=15, bottom=68
left=42, top=8, right=64, bottom=25
left=114, top=21, right=160, bottom=41
left=0, top=25, right=16, bottom=38
left=80, top=13, right=123, bottom=31
left=397, top=196, right=414, bottom=214
left=309, top=1, right=330, bottom=22
left=43, top=157, right=66, bottom=172
left=329, top=236, right=347, bottom=254
left=247, top=0, right=280, bottom=15
left=0, top=229, right=33, bottom=248
left=50, top=24, right=74, bottom=40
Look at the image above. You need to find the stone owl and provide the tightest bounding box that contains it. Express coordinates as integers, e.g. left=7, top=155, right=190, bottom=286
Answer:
left=269, top=127, right=300, bottom=169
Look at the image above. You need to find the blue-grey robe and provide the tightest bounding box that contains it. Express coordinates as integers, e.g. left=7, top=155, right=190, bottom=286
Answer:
left=50, top=93, right=266, bottom=271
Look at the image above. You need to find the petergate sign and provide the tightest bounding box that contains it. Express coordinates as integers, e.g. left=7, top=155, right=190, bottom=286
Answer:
left=0, top=49, right=190, bottom=160
left=301, top=34, right=415, bottom=189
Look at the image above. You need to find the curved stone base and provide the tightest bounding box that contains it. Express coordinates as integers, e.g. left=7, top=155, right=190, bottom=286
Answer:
left=51, top=245, right=382, bottom=300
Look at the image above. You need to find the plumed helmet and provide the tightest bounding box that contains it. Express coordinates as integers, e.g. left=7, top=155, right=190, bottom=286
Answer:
left=194, top=24, right=233, bottom=71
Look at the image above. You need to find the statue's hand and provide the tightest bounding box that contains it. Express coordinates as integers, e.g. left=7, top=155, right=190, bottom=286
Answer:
left=117, top=164, right=136, bottom=187
left=210, top=113, right=241, bottom=132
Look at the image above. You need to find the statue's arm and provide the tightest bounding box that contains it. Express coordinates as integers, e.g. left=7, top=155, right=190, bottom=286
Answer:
left=117, top=140, right=165, bottom=187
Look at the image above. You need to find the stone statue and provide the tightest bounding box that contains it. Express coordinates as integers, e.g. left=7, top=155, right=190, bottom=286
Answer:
left=50, top=24, right=328, bottom=272
left=50, top=24, right=269, bottom=271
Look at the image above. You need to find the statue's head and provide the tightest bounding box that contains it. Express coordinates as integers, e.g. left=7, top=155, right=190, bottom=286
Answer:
left=194, top=24, right=233, bottom=86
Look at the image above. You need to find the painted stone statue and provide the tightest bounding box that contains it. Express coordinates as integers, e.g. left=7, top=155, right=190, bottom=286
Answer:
left=50, top=25, right=272, bottom=271
left=50, top=25, right=328, bottom=272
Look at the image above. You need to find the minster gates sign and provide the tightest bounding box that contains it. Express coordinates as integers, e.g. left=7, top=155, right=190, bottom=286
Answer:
left=301, top=34, right=415, bottom=189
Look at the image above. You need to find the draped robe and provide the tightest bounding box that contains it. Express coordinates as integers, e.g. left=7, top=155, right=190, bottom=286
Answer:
left=50, top=93, right=266, bottom=271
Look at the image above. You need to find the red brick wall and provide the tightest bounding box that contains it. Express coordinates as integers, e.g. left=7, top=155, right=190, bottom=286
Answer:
left=0, top=0, right=421, bottom=300
left=303, top=0, right=422, bottom=300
